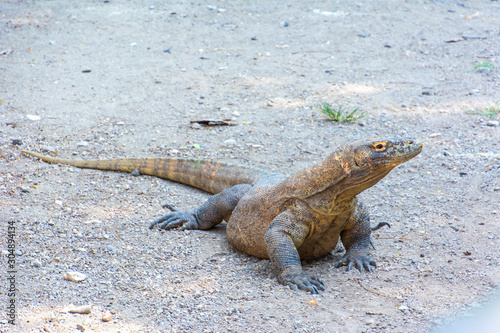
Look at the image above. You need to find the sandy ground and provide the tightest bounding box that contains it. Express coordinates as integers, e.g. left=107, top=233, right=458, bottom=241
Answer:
left=1, top=0, right=499, bottom=332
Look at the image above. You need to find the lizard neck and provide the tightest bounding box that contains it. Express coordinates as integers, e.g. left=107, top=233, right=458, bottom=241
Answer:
left=277, top=151, right=393, bottom=215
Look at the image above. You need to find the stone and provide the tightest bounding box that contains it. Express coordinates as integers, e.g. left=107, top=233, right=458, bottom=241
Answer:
left=223, top=139, right=237, bottom=147
left=102, top=311, right=113, bottom=322
left=63, top=271, right=87, bottom=282
left=69, top=304, right=92, bottom=314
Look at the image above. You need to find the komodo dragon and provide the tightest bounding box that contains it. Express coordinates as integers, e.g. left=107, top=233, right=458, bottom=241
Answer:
left=23, top=137, right=422, bottom=293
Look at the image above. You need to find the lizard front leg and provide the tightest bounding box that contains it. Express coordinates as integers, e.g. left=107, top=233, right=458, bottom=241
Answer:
left=149, top=184, right=252, bottom=230
left=336, top=201, right=377, bottom=272
left=265, top=210, right=325, bottom=294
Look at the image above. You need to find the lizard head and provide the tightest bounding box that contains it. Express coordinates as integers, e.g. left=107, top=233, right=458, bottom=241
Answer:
left=352, top=137, right=422, bottom=175
left=289, top=137, right=422, bottom=202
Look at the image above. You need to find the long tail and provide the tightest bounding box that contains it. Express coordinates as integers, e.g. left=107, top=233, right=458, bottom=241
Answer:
left=22, top=150, right=273, bottom=194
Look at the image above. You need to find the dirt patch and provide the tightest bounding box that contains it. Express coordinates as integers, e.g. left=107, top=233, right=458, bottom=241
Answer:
left=1, top=1, right=499, bottom=332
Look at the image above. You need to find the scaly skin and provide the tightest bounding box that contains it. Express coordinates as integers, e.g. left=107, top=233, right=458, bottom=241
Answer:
left=23, top=137, right=422, bottom=294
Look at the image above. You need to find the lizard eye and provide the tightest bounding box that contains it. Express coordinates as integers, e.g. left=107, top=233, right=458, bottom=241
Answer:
left=372, top=142, right=387, bottom=152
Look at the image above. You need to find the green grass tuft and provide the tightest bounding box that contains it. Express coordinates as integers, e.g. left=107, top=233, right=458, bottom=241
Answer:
left=466, top=105, right=500, bottom=118
left=317, top=103, right=367, bottom=123
left=473, top=61, right=495, bottom=70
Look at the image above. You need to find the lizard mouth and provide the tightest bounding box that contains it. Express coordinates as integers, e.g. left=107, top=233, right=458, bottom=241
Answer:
left=375, top=140, right=423, bottom=166
left=353, top=155, right=363, bottom=168
left=394, top=141, right=423, bottom=164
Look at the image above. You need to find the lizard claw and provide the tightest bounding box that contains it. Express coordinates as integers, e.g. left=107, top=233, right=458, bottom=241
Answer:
left=149, top=210, right=199, bottom=230
left=335, top=252, right=377, bottom=273
left=371, top=222, right=391, bottom=231
left=278, top=268, right=325, bottom=294
left=161, top=203, right=178, bottom=212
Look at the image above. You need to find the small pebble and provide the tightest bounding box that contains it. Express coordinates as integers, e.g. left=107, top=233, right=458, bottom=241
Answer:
left=475, top=67, right=492, bottom=74
left=11, top=139, right=23, bottom=145
left=41, top=145, right=57, bottom=153
left=27, top=114, right=41, bottom=121
left=429, top=133, right=441, bottom=138
left=31, top=259, right=42, bottom=268
left=77, top=323, right=85, bottom=332
left=69, top=304, right=92, bottom=314
left=308, top=299, right=319, bottom=306
left=102, top=311, right=113, bottom=322
left=105, top=245, right=117, bottom=252
left=77, top=141, right=89, bottom=147
left=63, top=271, right=87, bottom=282
left=223, top=139, right=237, bottom=147
left=19, top=186, right=30, bottom=193
left=486, top=120, right=499, bottom=127
left=191, top=123, right=202, bottom=130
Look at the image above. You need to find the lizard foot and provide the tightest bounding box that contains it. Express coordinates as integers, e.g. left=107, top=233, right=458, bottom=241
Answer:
left=149, top=206, right=199, bottom=230
left=278, top=267, right=325, bottom=294
left=335, top=252, right=377, bottom=273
